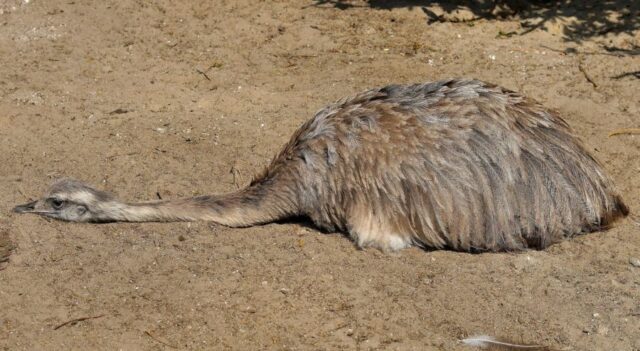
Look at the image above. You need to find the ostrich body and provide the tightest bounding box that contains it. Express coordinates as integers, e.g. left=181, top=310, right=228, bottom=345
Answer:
left=14, top=79, right=628, bottom=252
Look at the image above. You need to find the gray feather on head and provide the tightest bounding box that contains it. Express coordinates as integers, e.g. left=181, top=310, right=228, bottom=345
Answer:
left=13, top=178, right=117, bottom=222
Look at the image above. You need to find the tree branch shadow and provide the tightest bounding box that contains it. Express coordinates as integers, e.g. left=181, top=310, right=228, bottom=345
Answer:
left=612, top=71, right=640, bottom=80
left=312, top=0, right=640, bottom=44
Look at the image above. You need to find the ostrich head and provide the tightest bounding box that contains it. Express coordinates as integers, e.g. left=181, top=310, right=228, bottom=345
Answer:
left=13, top=178, right=117, bottom=222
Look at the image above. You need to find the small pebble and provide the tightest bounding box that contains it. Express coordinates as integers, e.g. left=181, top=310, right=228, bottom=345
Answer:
left=629, top=257, right=640, bottom=267
left=596, top=325, right=609, bottom=336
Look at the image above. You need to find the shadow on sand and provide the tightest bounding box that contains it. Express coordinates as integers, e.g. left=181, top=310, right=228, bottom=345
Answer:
left=312, top=0, right=639, bottom=46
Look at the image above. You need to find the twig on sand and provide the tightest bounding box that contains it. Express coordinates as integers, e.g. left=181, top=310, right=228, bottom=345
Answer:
left=106, top=152, right=139, bottom=160
left=144, top=330, right=178, bottom=349
left=53, top=314, right=105, bottom=330
left=195, top=68, right=211, bottom=81
left=608, top=128, right=640, bottom=137
left=109, top=108, right=130, bottom=115
left=578, top=61, right=597, bottom=88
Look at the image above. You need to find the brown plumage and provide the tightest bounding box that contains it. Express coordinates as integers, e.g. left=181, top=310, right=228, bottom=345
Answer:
left=13, top=78, right=628, bottom=252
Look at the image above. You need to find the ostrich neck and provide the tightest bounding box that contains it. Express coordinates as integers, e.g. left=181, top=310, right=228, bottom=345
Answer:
left=99, top=185, right=298, bottom=227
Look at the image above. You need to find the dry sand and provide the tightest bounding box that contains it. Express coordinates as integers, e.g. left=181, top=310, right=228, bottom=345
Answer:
left=1, top=0, right=639, bottom=350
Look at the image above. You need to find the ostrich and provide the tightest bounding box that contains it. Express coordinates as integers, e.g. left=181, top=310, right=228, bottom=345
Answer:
left=13, top=78, right=629, bottom=252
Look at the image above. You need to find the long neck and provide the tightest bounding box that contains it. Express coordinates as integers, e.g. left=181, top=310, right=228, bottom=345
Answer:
left=97, top=183, right=299, bottom=227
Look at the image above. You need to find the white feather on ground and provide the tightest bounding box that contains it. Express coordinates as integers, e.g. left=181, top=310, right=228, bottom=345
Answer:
left=460, top=335, right=549, bottom=350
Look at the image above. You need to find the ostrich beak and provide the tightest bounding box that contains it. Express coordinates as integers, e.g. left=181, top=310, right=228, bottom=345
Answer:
left=13, top=200, right=39, bottom=214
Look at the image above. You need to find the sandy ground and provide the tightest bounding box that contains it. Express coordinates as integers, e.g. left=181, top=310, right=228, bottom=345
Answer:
left=1, top=0, right=639, bottom=350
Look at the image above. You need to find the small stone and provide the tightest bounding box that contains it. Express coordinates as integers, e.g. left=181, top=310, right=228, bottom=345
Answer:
left=596, top=325, right=609, bottom=335
left=629, top=257, right=640, bottom=267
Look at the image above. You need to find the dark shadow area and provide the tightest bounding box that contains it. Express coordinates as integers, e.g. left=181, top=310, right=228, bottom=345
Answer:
left=312, top=0, right=639, bottom=43
left=273, top=215, right=325, bottom=232
left=603, top=44, right=640, bottom=56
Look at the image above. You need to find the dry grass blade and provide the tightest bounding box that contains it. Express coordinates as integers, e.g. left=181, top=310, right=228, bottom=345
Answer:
left=144, top=330, right=178, bottom=349
left=53, top=314, right=105, bottom=330
left=608, top=128, right=640, bottom=137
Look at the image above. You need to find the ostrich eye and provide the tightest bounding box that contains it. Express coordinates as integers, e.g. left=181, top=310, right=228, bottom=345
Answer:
left=51, top=199, right=65, bottom=210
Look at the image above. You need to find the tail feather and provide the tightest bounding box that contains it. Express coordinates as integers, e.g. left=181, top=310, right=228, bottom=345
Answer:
left=460, top=335, right=550, bottom=351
